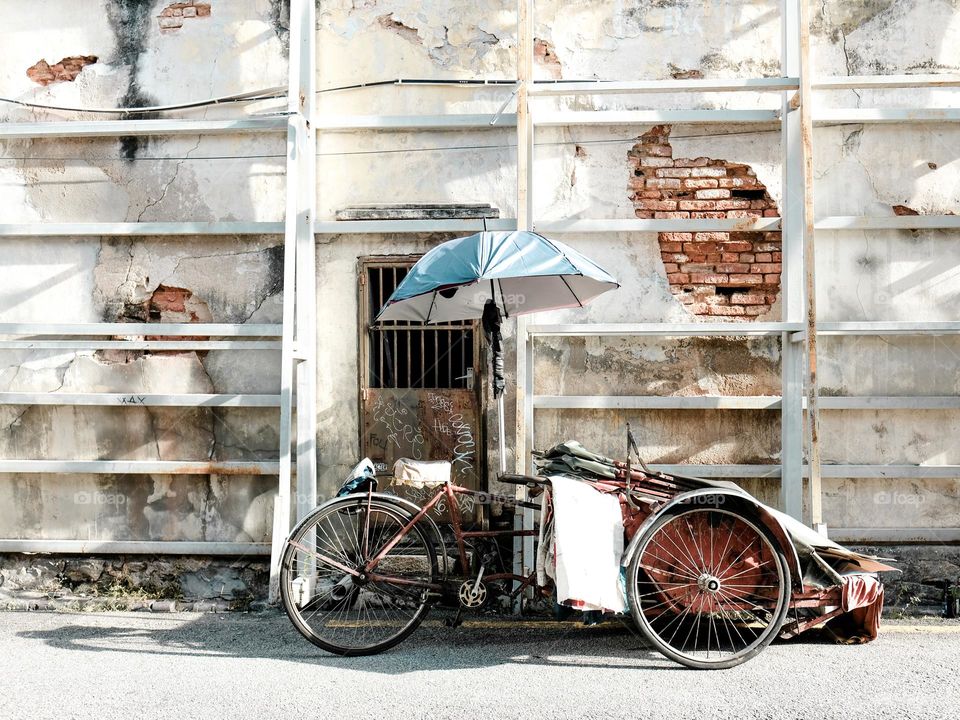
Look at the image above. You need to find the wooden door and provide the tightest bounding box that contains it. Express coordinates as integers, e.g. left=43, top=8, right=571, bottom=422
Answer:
left=359, top=258, right=484, bottom=523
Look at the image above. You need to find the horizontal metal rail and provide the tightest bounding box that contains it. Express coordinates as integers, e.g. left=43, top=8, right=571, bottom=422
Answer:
left=598, top=464, right=960, bottom=479
left=534, top=395, right=781, bottom=410
left=0, top=222, right=285, bottom=237
left=319, top=114, right=517, bottom=130
left=814, top=321, right=960, bottom=335
left=812, top=74, right=960, bottom=90
left=0, top=393, right=280, bottom=407
left=815, top=108, right=960, bottom=124
left=818, top=465, right=960, bottom=478
left=5, top=215, right=954, bottom=237
left=0, top=323, right=282, bottom=337
left=829, top=528, right=960, bottom=543
left=528, top=74, right=960, bottom=96
left=315, top=218, right=518, bottom=233
left=528, top=77, right=800, bottom=96
left=820, top=396, right=960, bottom=410
left=816, top=215, right=960, bottom=230
left=0, top=117, right=287, bottom=139
left=533, top=395, right=960, bottom=410
left=535, top=109, right=780, bottom=126
left=0, top=539, right=272, bottom=555
left=649, top=464, right=781, bottom=478
left=528, top=322, right=802, bottom=337
left=0, top=340, right=281, bottom=350
left=0, top=460, right=279, bottom=474
left=535, top=218, right=781, bottom=233
left=646, top=464, right=960, bottom=479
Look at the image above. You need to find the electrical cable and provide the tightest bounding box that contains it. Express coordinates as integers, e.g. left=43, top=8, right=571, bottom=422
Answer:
left=0, top=124, right=866, bottom=163
left=0, top=87, right=287, bottom=115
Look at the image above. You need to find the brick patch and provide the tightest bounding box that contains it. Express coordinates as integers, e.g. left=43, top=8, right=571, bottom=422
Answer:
left=26, top=56, right=97, bottom=86
left=158, top=1, right=211, bottom=31
left=533, top=38, right=562, bottom=79
left=629, top=125, right=781, bottom=320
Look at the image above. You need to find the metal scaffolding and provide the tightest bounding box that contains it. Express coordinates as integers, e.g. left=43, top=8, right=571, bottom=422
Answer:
left=1, top=0, right=959, bottom=595
left=515, top=0, right=960, bottom=561
left=0, top=1, right=320, bottom=603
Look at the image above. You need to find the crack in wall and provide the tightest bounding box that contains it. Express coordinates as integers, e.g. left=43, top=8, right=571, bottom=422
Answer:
left=136, top=137, right=202, bottom=222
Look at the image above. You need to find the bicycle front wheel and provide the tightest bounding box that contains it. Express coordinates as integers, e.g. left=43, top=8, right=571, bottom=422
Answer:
left=280, top=495, right=438, bottom=656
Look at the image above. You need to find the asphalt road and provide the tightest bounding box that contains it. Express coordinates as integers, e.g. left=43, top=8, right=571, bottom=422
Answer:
left=1, top=609, right=957, bottom=720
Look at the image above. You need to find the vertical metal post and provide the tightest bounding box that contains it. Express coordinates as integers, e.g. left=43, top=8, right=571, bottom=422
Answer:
left=512, top=0, right=535, bottom=602
left=294, top=0, right=318, bottom=524
left=798, top=0, right=825, bottom=534
left=269, top=0, right=310, bottom=601
left=779, top=0, right=804, bottom=520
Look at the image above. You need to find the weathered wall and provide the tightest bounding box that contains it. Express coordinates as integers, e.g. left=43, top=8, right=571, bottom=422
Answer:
left=1, top=0, right=287, bottom=549
left=1, top=1, right=959, bottom=603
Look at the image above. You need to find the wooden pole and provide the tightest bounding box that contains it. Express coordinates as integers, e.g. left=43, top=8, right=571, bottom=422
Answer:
left=798, top=0, right=825, bottom=534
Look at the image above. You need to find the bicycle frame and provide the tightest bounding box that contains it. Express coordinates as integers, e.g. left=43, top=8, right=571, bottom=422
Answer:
left=355, top=482, right=542, bottom=596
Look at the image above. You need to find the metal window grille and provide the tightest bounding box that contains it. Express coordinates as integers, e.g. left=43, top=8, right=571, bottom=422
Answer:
left=363, top=260, right=477, bottom=390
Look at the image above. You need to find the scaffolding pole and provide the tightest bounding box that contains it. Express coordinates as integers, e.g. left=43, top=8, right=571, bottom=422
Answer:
left=779, top=0, right=804, bottom=520
left=512, top=0, right=535, bottom=609
left=269, top=0, right=315, bottom=602
left=799, top=0, right=825, bottom=534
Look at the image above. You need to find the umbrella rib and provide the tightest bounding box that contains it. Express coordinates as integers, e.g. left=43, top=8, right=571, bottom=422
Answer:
left=560, top=274, right=585, bottom=308
left=425, top=291, right=438, bottom=324
left=497, top=278, right=509, bottom=318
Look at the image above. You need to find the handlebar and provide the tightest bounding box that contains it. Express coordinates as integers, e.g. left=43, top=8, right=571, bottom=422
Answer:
left=497, top=472, right=550, bottom=487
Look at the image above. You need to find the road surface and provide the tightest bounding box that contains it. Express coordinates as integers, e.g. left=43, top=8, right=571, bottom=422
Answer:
left=1, top=610, right=957, bottom=719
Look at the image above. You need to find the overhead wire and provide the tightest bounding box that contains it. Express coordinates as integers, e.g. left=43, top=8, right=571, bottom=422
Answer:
left=0, top=124, right=865, bottom=163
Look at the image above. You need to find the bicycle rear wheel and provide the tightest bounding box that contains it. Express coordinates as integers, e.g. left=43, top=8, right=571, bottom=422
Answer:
left=627, top=505, right=790, bottom=669
left=280, top=495, right=438, bottom=656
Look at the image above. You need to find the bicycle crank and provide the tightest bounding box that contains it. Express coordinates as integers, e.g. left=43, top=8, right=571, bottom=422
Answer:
left=458, top=579, right=488, bottom=608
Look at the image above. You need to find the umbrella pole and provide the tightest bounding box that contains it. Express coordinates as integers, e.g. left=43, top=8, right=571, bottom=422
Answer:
left=498, top=392, right=507, bottom=475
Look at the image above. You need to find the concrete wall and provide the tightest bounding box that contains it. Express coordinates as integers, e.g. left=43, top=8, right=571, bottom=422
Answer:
left=1, top=1, right=959, bottom=602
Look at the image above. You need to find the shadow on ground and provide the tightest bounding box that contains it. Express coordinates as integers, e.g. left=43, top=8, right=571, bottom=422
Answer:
left=13, top=605, right=851, bottom=673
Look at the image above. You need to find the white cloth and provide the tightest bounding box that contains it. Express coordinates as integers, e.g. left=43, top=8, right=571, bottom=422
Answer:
left=392, top=459, right=450, bottom=488
left=549, top=476, right=627, bottom=613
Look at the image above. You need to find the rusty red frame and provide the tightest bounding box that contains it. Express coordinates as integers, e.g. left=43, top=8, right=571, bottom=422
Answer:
left=295, top=482, right=542, bottom=596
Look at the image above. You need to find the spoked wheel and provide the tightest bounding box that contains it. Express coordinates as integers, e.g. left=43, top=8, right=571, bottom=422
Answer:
left=280, top=496, right=438, bottom=656
left=628, top=505, right=791, bottom=669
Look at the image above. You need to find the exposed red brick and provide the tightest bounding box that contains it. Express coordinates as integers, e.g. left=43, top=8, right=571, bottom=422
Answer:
left=158, top=2, right=211, bottom=31
left=135, top=285, right=213, bottom=348
left=631, top=125, right=781, bottom=320
left=26, top=56, right=97, bottom=86
left=708, top=305, right=746, bottom=316
left=730, top=293, right=767, bottom=305
left=534, top=38, right=562, bottom=79
left=690, top=273, right=729, bottom=284
left=892, top=204, right=919, bottom=216
left=716, top=263, right=750, bottom=273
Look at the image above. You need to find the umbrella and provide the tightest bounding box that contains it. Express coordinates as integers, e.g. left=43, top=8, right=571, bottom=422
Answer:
left=375, top=230, right=619, bottom=474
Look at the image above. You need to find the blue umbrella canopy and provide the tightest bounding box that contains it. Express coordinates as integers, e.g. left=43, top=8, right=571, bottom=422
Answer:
left=375, top=230, right=619, bottom=323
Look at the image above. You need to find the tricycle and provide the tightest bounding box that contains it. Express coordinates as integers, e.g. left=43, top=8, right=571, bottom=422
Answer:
left=279, top=428, right=891, bottom=670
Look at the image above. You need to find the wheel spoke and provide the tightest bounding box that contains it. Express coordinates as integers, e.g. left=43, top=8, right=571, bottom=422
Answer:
left=281, top=499, right=435, bottom=655
left=631, top=508, right=787, bottom=668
